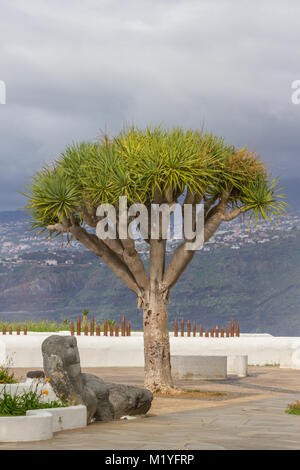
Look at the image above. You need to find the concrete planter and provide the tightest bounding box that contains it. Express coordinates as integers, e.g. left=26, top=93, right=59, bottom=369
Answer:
left=27, top=405, right=87, bottom=432
left=0, top=412, right=53, bottom=442
left=0, top=380, right=59, bottom=402
left=0, top=405, right=87, bottom=442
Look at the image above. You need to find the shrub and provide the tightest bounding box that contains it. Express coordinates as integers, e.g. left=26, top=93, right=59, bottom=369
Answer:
left=0, top=366, right=17, bottom=384
left=0, top=380, right=69, bottom=416
left=0, top=320, right=68, bottom=332
left=285, top=401, right=300, bottom=415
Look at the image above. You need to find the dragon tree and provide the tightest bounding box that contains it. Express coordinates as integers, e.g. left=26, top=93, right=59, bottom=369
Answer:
left=24, top=127, right=286, bottom=393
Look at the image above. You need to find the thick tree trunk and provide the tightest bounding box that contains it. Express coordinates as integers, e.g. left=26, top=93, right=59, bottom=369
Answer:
left=143, top=291, right=174, bottom=393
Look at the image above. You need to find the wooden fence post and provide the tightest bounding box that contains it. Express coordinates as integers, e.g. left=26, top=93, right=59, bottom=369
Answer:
left=77, top=316, right=81, bottom=336
left=180, top=318, right=184, bottom=337
left=2, top=325, right=6, bottom=335
left=230, top=318, right=235, bottom=337
left=84, top=324, right=88, bottom=336
left=9, top=327, right=12, bottom=335
left=199, top=324, right=203, bottom=337
left=104, top=319, right=108, bottom=336
left=96, top=325, right=101, bottom=336
left=90, top=317, right=95, bottom=336
left=115, top=322, right=119, bottom=337
left=210, top=327, right=214, bottom=337
left=187, top=320, right=191, bottom=337
left=205, top=329, right=209, bottom=337
left=221, top=327, right=224, bottom=337
left=23, top=325, right=27, bottom=336
left=215, top=326, right=219, bottom=337
left=70, top=321, right=74, bottom=336
left=236, top=321, right=240, bottom=337
left=193, top=321, right=196, bottom=337
left=110, top=323, right=114, bottom=336
left=174, top=319, right=178, bottom=337
left=121, top=316, right=126, bottom=336
left=126, top=320, right=131, bottom=336
left=226, top=325, right=229, bottom=337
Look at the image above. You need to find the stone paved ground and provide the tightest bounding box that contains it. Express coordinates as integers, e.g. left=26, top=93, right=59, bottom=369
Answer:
left=1, top=366, right=300, bottom=450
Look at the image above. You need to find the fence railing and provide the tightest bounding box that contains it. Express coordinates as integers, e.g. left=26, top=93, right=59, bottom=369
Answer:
left=1, top=325, right=27, bottom=335
left=70, top=315, right=131, bottom=337
left=1, top=317, right=240, bottom=338
left=173, top=318, right=240, bottom=337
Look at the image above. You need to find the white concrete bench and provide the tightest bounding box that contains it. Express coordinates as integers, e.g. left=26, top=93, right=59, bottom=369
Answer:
left=171, top=354, right=248, bottom=380
left=227, top=355, right=248, bottom=377
left=171, top=355, right=227, bottom=380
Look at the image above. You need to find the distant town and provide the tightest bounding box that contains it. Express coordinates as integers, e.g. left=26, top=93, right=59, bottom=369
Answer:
left=1, top=210, right=300, bottom=268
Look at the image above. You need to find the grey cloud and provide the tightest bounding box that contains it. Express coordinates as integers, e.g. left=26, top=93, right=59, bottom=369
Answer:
left=0, top=0, right=299, bottom=210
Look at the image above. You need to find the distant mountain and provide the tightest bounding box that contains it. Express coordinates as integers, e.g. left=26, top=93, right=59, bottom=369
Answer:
left=0, top=177, right=299, bottom=336
left=1, top=231, right=300, bottom=336
left=0, top=210, right=29, bottom=223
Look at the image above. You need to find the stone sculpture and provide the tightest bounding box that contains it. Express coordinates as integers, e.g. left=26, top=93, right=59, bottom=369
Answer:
left=41, top=335, right=153, bottom=424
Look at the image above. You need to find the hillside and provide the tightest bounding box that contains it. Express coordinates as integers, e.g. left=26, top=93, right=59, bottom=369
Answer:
left=0, top=230, right=300, bottom=336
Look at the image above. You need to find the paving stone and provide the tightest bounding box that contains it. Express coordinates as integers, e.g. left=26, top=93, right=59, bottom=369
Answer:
left=1, top=366, right=300, bottom=450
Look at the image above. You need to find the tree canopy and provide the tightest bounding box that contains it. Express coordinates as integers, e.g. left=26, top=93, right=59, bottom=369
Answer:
left=24, top=127, right=286, bottom=233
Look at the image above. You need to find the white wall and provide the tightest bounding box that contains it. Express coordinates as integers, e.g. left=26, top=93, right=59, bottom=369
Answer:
left=1, top=332, right=300, bottom=369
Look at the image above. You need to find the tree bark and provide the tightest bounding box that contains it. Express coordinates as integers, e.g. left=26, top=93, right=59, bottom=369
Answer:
left=143, top=290, right=174, bottom=393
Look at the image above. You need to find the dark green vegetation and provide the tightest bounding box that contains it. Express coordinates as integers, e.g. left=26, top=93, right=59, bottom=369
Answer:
left=0, top=389, right=68, bottom=416
left=0, top=320, right=70, bottom=333
left=0, top=319, right=115, bottom=333
left=0, top=366, right=17, bottom=384
left=285, top=401, right=300, bottom=415
left=1, top=229, right=300, bottom=336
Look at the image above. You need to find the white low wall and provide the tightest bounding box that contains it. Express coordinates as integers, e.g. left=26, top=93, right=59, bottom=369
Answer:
left=0, top=334, right=145, bottom=368
left=1, top=333, right=300, bottom=369
left=0, top=405, right=87, bottom=443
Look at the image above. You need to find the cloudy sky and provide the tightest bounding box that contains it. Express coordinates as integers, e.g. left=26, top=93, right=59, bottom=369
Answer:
left=0, top=0, right=299, bottom=210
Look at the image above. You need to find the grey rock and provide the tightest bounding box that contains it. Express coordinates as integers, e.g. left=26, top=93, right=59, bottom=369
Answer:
left=42, top=335, right=153, bottom=424
left=82, top=373, right=114, bottom=421
left=42, top=335, right=97, bottom=424
left=106, top=383, right=153, bottom=419
left=26, top=370, right=45, bottom=379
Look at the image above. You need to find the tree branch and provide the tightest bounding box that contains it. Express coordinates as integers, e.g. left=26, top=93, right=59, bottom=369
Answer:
left=120, top=237, right=150, bottom=292
left=163, top=190, right=231, bottom=289
left=221, top=208, right=241, bottom=221
left=203, top=194, right=218, bottom=217
left=79, top=207, right=150, bottom=293
left=204, top=190, right=230, bottom=241
left=163, top=242, right=194, bottom=289
left=163, top=190, right=202, bottom=289
left=47, top=214, right=71, bottom=233
left=69, top=224, right=140, bottom=295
